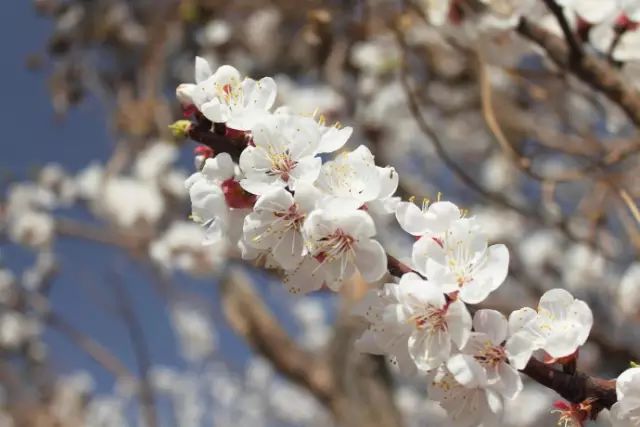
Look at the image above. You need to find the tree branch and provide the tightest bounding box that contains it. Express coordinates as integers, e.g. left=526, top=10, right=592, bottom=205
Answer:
left=220, top=268, right=337, bottom=405
left=521, top=358, right=617, bottom=414
left=220, top=267, right=404, bottom=427
left=542, top=0, right=583, bottom=62
left=517, top=17, right=640, bottom=127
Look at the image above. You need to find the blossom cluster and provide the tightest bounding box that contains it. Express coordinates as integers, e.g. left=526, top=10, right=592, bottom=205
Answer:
left=353, top=201, right=594, bottom=426
left=180, top=57, right=398, bottom=294
left=177, top=58, right=605, bottom=427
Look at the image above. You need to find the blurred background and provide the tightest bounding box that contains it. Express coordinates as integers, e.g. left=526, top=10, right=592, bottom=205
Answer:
left=1, top=0, right=639, bottom=426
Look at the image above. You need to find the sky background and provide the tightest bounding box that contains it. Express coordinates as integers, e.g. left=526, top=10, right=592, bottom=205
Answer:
left=0, top=2, right=284, bottom=398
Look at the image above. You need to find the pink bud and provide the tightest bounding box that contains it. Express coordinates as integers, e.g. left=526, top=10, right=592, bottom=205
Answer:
left=221, top=178, right=256, bottom=209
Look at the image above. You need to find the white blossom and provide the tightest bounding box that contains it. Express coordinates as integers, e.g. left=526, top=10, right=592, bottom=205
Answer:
left=611, top=367, right=640, bottom=427
left=150, top=221, right=227, bottom=276
left=447, top=309, right=532, bottom=400
left=179, top=57, right=277, bottom=130
left=428, top=365, right=504, bottom=427
left=355, top=272, right=472, bottom=371
left=284, top=207, right=386, bottom=293
left=411, top=215, right=509, bottom=304
left=8, top=210, right=55, bottom=248
left=512, top=289, right=593, bottom=359
left=619, top=263, right=640, bottom=317
left=242, top=185, right=315, bottom=270
left=316, top=145, right=399, bottom=214
left=239, top=115, right=322, bottom=195
left=171, top=303, right=218, bottom=363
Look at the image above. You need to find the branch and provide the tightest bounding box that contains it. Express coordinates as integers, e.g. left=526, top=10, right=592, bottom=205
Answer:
left=220, top=268, right=336, bottom=405
left=542, top=0, right=583, bottom=61
left=220, top=268, right=403, bottom=427
left=521, top=358, right=616, bottom=414
left=517, top=17, right=640, bottom=127
left=187, top=114, right=246, bottom=161
left=112, top=274, right=159, bottom=427
left=386, top=254, right=418, bottom=278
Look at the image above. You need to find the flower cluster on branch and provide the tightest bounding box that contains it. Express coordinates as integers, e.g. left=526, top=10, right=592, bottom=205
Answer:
left=176, top=53, right=637, bottom=427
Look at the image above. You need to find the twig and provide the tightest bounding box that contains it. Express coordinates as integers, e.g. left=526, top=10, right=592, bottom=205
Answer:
left=111, top=273, right=159, bottom=427
left=619, top=188, right=640, bottom=225
left=517, top=17, right=640, bottom=127
left=542, top=0, right=583, bottom=62
left=386, top=254, right=418, bottom=278
left=521, top=358, right=616, bottom=414
left=47, top=311, right=135, bottom=380
left=220, top=267, right=403, bottom=427
left=220, top=268, right=336, bottom=404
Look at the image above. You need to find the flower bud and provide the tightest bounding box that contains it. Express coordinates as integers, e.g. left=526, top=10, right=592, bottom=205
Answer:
left=176, top=83, right=196, bottom=107
left=168, top=120, right=193, bottom=140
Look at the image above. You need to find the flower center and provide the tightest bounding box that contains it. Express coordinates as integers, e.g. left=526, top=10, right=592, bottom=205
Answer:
left=314, top=229, right=355, bottom=263
left=411, top=306, right=448, bottom=333
left=474, top=342, right=506, bottom=368
left=274, top=204, right=305, bottom=229
left=267, top=149, right=297, bottom=182
left=217, top=81, right=242, bottom=105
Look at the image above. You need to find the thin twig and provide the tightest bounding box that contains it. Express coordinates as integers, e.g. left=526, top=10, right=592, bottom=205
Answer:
left=542, top=0, right=583, bottom=62
left=111, top=273, right=159, bottom=427
left=517, top=17, right=640, bottom=127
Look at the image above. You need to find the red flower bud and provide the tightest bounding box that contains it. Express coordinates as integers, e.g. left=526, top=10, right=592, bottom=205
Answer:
left=221, top=178, right=256, bottom=209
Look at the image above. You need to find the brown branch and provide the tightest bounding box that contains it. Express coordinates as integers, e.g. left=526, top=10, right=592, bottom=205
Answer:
left=220, top=268, right=336, bottom=405
left=187, top=114, right=247, bottom=161
left=386, top=254, right=418, bottom=278
left=517, top=17, right=640, bottom=127
left=47, top=312, right=134, bottom=380
left=521, top=358, right=616, bottom=414
left=542, top=0, right=583, bottom=61
left=220, top=267, right=403, bottom=427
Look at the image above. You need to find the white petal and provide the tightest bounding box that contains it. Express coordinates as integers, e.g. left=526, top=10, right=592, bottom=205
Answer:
left=447, top=354, right=487, bottom=387
left=283, top=257, right=325, bottom=294
left=317, top=126, right=352, bottom=153
left=538, top=288, right=574, bottom=318
left=507, top=307, right=536, bottom=336
left=195, top=56, right=213, bottom=83
left=201, top=99, right=229, bottom=123
left=354, top=329, right=384, bottom=355
left=447, top=300, right=472, bottom=349
left=253, top=187, right=294, bottom=212
left=354, top=239, right=387, bottom=282
left=409, top=330, right=450, bottom=370
left=271, top=228, right=305, bottom=270
left=202, top=153, right=235, bottom=181
left=496, top=363, right=522, bottom=400
left=472, top=244, right=509, bottom=293
left=617, top=368, right=640, bottom=399
left=242, top=77, right=277, bottom=110
left=399, top=278, right=446, bottom=308
left=377, top=167, right=399, bottom=199
left=473, top=309, right=508, bottom=345
left=395, top=202, right=430, bottom=236
left=505, top=332, right=535, bottom=370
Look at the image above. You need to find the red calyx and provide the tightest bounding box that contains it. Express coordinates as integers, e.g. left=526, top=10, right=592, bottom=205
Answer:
left=194, top=145, right=215, bottom=158
left=221, top=178, right=256, bottom=209
left=448, top=1, right=465, bottom=25
left=615, top=14, right=639, bottom=32
left=553, top=400, right=572, bottom=412
left=576, top=16, right=593, bottom=42
left=183, top=105, right=198, bottom=117
left=544, top=349, right=579, bottom=365
left=225, top=127, right=247, bottom=141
